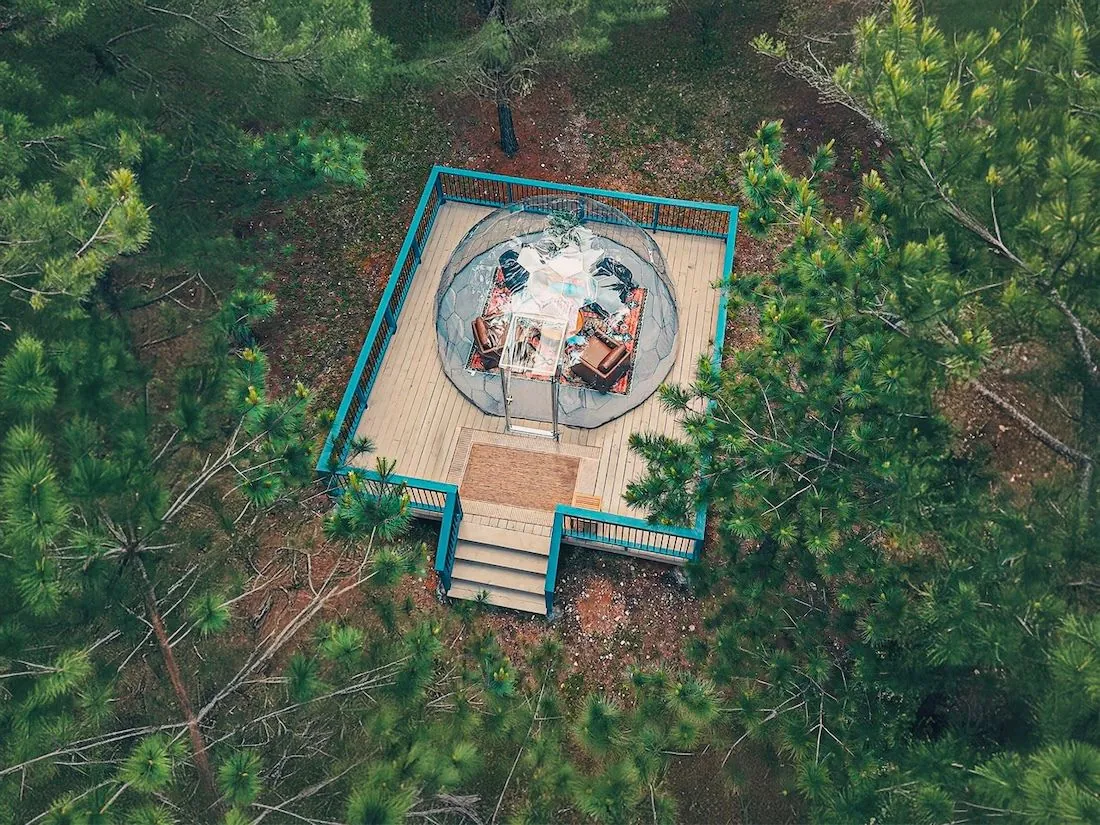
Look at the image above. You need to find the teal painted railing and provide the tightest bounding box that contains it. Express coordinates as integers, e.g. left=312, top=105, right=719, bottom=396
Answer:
left=328, top=467, right=453, bottom=515
left=434, top=489, right=463, bottom=591
left=317, top=166, right=739, bottom=609
left=546, top=514, right=564, bottom=614
left=557, top=505, right=702, bottom=559
left=545, top=505, right=704, bottom=613
left=436, top=168, right=732, bottom=238
left=316, top=176, right=443, bottom=475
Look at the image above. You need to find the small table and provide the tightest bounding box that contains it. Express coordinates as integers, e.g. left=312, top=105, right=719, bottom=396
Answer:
left=500, top=312, right=570, bottom=379
left=498, top=312, right=570, bottom=440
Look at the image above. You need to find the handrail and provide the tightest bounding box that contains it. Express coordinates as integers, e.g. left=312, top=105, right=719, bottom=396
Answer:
left=713, top=207, right=740, bottom=368
left=434, top=488, right=462, bottom=590
left=546, top=511, right=564, bottom=615
left=434, top=166, right=738, bottom=214
left=317, top=167, right=443, bottom=473
left=554, top=504, right=702, bottom=539
left=331, top=466, right=457, bottom=493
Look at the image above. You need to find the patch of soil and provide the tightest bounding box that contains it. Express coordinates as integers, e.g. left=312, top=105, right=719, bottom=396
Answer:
left=553, top=550, right=706, bottom=700
left=434, top=75, right=595, bottom=184
left=940, top=376, right=1075, bottom=499
left=572, top=577, right=629, bottom=637
left=665, top=739, right=805, bottom=825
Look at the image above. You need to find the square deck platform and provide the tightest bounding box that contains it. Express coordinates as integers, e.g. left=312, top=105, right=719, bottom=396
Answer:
left=346, top=201, right=727, bottom=537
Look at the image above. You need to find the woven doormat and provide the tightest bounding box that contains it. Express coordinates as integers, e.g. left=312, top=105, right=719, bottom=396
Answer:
left=459, top=443, right=580, bottom=511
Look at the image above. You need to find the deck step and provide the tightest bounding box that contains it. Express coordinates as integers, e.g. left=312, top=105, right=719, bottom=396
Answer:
left=447, top=580, right=547, bottom=615
left=446, top=525, right=552, bottom=616
left=457, top=523, right=551, bottom=556
left=451, top=559, right=545, bottom=594
left=455, top=541, right=548, bottom=575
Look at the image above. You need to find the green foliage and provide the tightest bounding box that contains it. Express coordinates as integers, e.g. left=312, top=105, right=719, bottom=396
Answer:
left=975, top=742, right=1100, bottom=824
left=759, top=0, right=1100, bottom=513
left=119, top=736, right=176, bottom=793
left=217, top=750, right=263, bottom=806
left=0, top=337, right=58, bottom=413
left=575, top=695, right=622, bottom=756
left=285, top=653, right=326, bottom=703
left=245, top=127, right=370, bottom=198
left=631, top=113, right=1099, bottom=821
left=188, top=592, right=231, bottom=637
left=324, top=459, right=412, bottom=544
left=345, top=783, right=415, bottom=825
left=317, top=623, right=366, bottom=672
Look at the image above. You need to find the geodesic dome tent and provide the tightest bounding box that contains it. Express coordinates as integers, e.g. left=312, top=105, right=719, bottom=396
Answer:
left=435, top=195, right=679, bottom=429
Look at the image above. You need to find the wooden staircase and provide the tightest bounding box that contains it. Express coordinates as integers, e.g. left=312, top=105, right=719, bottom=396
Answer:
left=446, top=523, right=549, bottom=616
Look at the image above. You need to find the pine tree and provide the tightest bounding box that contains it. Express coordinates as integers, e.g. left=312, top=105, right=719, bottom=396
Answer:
left=628, top=118, right=1099, bottom=821
left=755, top=0, right=1100, bottom=514
left=407, top=0, right=667, bottom=156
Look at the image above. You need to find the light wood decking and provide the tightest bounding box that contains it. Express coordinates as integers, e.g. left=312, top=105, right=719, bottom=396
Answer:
left=349, top=201, right=726, bottom=537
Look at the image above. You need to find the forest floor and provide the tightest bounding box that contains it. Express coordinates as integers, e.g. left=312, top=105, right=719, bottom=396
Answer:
left=238, top=0, right=1056, bottom=820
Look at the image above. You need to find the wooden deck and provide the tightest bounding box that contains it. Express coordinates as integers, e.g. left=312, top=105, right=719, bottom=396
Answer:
left=349, top=201, right=726, bottom=537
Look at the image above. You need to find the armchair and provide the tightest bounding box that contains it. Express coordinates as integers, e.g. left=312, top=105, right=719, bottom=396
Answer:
left=571, top=330, right=631, bottom=392
left=472, top=314, right=507, bottom=369
left=498, top=249, right=530, bottom=291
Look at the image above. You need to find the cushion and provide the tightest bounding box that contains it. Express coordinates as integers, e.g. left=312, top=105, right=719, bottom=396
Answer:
left=473, top=316, right=496, bottom=348
left=597, top=345, right=627, bottom=374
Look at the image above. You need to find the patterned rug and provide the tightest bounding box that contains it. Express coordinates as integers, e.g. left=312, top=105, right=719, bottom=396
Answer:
left=466, top=269, right=648, bottom=396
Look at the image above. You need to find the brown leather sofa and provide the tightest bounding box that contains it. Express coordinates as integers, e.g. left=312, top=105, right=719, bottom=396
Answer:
left=572, top=330, right=631, bottom=392
left=472, top=314, right=506, bottom=369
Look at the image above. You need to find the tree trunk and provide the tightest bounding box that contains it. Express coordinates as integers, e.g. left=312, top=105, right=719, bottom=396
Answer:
left=497, top=97, right=519, bottom=158
left=137, top=559, right=219, bottom=802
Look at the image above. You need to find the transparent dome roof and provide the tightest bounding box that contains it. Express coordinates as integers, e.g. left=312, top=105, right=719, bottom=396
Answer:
left=435, top=195, right=678, bottom=429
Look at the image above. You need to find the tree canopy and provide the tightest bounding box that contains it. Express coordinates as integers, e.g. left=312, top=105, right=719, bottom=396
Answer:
left=629, top=1, right=1100, bottom=820
left=3, top=0, right=1099, bottom=821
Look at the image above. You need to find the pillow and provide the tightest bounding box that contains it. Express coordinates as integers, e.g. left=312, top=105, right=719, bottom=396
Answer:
left=597, top=344, right=627, bottom=373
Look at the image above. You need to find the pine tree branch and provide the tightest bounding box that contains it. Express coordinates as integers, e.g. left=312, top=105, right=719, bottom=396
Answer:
left=104, top=23, right=157, bottom=46
left=0, top=724, right=188, bottom=778
left=755, top=44, right=890, bottom=137
left=916, top=159, right=1099, bottom=388
left=126, top=274, right=198, bottom=310
left=23, top=780, right=117, bottom=825
left=1046, top=287, right=1100, bottom=385
left=198, top=535, right=383, bottom=719
left=136, top=558, right=219, bottom=803
left=141, top=3, right=312, bottom=65
left=491, top=665, right=551, bottom=824
left=248, top=762, right=361, bottom=824
left=969, top=379, right=1094, bottom=508
left=74, top=200, right=120, bottom=258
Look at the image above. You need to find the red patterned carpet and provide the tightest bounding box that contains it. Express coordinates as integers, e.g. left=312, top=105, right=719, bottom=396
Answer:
left=466, top=270, right=647, bottom=396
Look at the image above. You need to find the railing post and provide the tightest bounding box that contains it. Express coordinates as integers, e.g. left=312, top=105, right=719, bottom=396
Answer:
left=545, top=509, right=564, bottom=616
left=434, top=487, right=461, bottom=593
left=652, top=203, right=660, bottom=231
left=506, top=182, right=513, bottom=203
